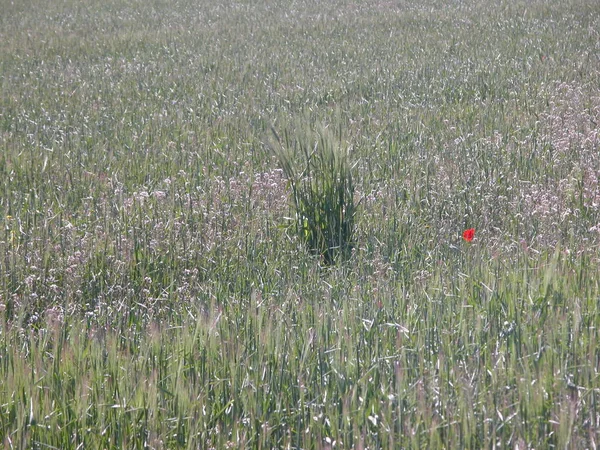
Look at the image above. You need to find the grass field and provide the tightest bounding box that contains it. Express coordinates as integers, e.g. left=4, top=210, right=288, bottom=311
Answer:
left=1, top=0, right=600, bottom=447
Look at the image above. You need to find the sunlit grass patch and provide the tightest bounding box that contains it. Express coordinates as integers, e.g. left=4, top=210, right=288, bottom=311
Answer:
left=1, top=0, right=600, bottom=447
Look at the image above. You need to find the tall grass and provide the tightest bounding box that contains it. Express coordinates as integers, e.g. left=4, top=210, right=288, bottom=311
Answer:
left=272, top=125, right=356, bottom=265
left=1, top=0, right=600, bottom=447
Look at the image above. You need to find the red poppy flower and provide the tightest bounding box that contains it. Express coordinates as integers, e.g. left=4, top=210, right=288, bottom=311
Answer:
left=462, top=228, right=475, bottom=242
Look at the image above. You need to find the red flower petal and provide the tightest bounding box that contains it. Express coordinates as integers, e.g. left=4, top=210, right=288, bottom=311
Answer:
left=462, top=228, right=475, bottom=242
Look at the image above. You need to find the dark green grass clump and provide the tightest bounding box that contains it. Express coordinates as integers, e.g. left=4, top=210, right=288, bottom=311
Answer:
left=272, top=125, right=356, bottom=265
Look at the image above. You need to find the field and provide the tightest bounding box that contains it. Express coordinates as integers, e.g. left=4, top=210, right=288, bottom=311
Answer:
left=1, top=0, right=600, bottom=447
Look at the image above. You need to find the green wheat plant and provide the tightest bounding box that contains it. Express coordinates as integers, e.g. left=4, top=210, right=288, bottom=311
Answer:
left=272, top=126, right=357, bottom=265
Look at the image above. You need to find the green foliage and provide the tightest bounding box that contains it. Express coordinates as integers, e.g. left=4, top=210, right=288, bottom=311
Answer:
left=272, top=126, right=356, bottom=265
left=1, top=0, right=600, bottom=447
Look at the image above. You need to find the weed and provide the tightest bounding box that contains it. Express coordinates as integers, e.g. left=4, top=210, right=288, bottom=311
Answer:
left=272, top=125, right=357, bottom=265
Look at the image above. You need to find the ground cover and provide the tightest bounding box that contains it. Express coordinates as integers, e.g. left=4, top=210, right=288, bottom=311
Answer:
left=1, top=0, right=600, bottom=447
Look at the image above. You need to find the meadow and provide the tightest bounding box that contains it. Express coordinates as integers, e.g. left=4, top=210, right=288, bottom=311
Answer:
left=1, top=0, right=600, bottom=447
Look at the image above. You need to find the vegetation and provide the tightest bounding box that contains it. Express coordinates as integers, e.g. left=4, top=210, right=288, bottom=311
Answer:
left=272, top=125, right=356, bottom=265
left=1, top=0, right=599, bottom=447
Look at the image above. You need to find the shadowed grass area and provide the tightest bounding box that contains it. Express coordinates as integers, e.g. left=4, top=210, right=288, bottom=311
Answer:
left=1, top=0, right=600, bottom=447
left=272, top=124, right=357, bottom=265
